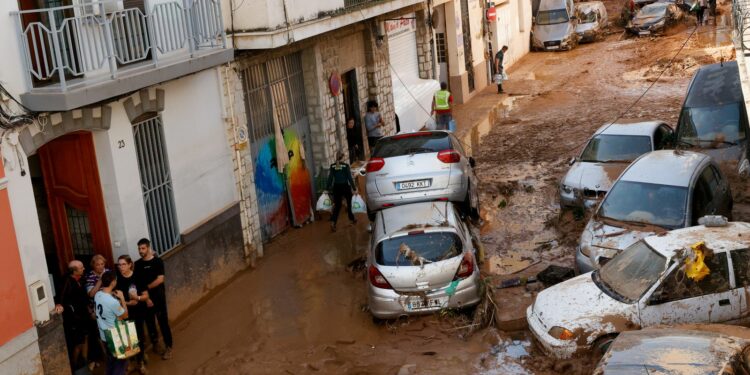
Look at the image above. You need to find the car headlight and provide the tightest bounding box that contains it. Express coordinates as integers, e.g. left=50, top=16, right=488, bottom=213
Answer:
left=561, top=184, right=573, bottom=194
left=549, top=326, right=576, bottom=340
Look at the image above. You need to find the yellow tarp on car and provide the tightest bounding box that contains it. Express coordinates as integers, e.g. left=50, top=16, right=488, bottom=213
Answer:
left=685, top=241, right=710, bottom=282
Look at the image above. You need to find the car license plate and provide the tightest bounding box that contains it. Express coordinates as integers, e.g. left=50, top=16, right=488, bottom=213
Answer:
left=407, top=297, right=448, bottom=311
left=639, top=30, right=651, bottom=36
left=546, top=46, right=560, bottom=50
left=397, top=179, right=430, bottom=190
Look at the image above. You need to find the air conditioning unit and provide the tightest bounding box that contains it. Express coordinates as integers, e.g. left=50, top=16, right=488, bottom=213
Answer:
left=29, top=280, right=50, bottom=323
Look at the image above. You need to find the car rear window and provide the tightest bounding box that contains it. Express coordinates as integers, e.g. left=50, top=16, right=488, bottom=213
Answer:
left=376, top=232, right=462, bottom=266
left=372, top=133, right=452, bottom=158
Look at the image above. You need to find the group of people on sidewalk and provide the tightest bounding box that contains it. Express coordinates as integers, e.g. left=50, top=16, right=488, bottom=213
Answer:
left=57, top=238, right=174, bottom=375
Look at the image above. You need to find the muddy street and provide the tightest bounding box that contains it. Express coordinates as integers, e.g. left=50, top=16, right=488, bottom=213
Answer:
left=146, top=2, right=736, bottom=374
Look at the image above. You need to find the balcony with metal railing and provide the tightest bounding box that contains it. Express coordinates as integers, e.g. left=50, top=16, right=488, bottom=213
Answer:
left=11, top=0, right=233, bottom=111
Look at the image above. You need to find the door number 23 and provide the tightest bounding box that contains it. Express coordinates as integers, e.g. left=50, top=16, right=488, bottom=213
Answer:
left=117, top=140, right=125, bottom=149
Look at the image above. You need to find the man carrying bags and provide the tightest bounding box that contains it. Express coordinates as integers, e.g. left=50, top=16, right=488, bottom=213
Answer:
left=327, top=151, right=357, bottom=232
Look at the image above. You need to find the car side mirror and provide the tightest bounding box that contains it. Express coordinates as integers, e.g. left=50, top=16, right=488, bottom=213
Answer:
left=568, top=157, right=576, bottom=166
left=469, top=157, right=476, bottom=168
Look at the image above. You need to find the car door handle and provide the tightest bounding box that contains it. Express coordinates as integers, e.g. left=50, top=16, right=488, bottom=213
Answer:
left=719, top=299, right=731, bottom=306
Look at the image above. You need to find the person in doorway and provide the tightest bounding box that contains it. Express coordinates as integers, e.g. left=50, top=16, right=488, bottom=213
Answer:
left=116, top=255, right=149, bottom=374
left=365, top=101, right=385, bottom=151
left=345, top=118, right=362, bottom=163
left=135, top=238, right=173, bottom=360
left=431, top=82, right=453, bottom=130
left=327, top=151, right=357, bottom=232
left=57, top=260, right=92, bottom=372
left=494, top=46, right=509, bottom=94
left=93, top=271, right=129, bottom=375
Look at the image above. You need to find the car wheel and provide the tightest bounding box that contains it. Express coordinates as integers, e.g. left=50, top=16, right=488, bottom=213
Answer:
left=592, top=333, right=618, bottom=358
left=470, top=188, right=481, bottom=220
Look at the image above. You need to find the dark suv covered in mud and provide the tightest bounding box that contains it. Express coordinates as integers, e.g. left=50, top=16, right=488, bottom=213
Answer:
left=675, top=61, right=749, bottom=165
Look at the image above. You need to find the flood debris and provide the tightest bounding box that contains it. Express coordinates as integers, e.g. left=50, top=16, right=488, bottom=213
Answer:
left=537, top=265, right=575, bottom=287
left=397, top=243, right=431, bottom=267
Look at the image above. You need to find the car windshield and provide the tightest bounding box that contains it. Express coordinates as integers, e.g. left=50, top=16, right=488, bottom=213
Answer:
left=376, top=232, right=462, bottom=266
left=597, top=241, right=667, bottom=303
left=580, top=135, right=652, bottom=162
left=677, top=104, right=745, bottom=147
left=637, top=4, right=667, bottom=18
left=372, top=133, right=452, bottom=158
left=599, top=181, right=688, bottom=229
left=537, top=9, right=569, bottom=25
left=577, top=9, right=598, bottom=23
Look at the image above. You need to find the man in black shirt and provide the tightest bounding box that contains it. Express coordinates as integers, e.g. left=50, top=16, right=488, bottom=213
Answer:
left=135, top=238, right=173, bottom=360
left=494, top=45, right=509, bottom=94
left=326, top=152, right=357, bottom=232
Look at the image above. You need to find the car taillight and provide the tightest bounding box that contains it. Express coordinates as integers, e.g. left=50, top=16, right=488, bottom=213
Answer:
left=454, top=253, right=474, bottom=280
left=366, top=158, right=385, bottom=172
left=437, top=149, right=461, bottom=163
left=369, top=265, right=392, bottom=289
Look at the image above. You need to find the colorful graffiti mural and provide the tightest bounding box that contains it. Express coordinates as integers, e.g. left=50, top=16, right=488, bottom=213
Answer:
left=253, top=128, right=314, bottom=241
left=283, top=129, right=313, bottom=225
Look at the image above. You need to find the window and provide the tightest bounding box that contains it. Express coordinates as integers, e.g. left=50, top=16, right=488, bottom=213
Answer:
left=436, top=33, right=447, bottom=64
left=651, top=252, right=730, bottom=304
left=376, top=232, right=462, bottom=266
left=732, top=249, right=750, bottom=287
left=132, top=115, right=180, bottom=255
left=372, top=133, right=451, bottom=158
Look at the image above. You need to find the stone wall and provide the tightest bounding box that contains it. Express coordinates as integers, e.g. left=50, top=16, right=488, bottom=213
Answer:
left=416, top=9, right=435, bottom=80
left=363, top=20, right=397, bottom=143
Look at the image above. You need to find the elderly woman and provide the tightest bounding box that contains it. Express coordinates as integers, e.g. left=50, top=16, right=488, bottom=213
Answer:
left=86, top=255, right=110, bottom=298
left=85, top=254, right=110, bottom=369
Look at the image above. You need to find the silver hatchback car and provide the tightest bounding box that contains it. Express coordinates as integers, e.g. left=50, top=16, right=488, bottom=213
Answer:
left=367, top=202, right=482, bottom=319
left=364, top=131, right=479, bottom=218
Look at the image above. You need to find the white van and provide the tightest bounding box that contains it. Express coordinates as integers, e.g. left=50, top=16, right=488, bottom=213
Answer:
left=531, top=0, right=579, bottom=51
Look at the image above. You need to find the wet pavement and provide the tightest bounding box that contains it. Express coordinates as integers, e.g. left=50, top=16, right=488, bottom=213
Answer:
left=145, top=1, right=741, bottom=373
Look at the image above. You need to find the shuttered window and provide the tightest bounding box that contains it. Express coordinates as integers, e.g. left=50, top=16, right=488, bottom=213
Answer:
left=132, top=115, right=180, bottom=255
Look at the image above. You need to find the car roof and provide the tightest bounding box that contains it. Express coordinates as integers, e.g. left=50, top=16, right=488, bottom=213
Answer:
left=685, top=61, right=742, bottom=107
left=595, top=121, right=664, bottom=136
left=644, top=222, right=750, bottom=258
left=375, top=202, right=455, bottom=241
left=603, top=328, right=747, bottom=374
left=619, top=150, right=707, bottom=186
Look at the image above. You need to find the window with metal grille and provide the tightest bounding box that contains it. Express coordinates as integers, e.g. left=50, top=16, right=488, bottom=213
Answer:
left=436, top=33, right=447, bottom=63
left=132, top=115, right=180, bottom=255
left=65, top=204, right=95, bottom=257
left=240, top=52, right=307, bottom=141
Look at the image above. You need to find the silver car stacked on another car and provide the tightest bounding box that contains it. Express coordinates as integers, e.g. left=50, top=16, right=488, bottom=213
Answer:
left=577, top=150, right=733, bottom=273
left=560, top=121, right=673, bottom=209
left=364, top=130, right=479, bottom=219
left=575, top=1, right=608, bottom=43
left=367, top=202, right=482, bottom=319
left=531, top=0, right=579, bottom=51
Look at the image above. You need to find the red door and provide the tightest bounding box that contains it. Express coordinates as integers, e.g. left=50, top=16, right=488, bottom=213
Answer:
left=38, top=132, right=112, bottom=274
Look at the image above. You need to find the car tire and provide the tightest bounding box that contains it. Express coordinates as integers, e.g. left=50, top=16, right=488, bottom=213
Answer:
left=470, top=188, right=481, bottom=221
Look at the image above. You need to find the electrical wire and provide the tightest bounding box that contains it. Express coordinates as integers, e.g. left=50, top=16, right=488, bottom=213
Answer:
left=561, top=25, right=699, bottom=155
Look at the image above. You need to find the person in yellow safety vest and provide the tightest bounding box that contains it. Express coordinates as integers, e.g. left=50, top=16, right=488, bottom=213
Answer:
left=431, top=82, right=453, bottom=130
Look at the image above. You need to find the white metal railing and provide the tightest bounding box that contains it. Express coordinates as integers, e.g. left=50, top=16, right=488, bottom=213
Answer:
left=11, top=0, right=226, bottom=91
left=344, top=0, right=383, bottom=9
left=733, top=0, right=750, bottom=52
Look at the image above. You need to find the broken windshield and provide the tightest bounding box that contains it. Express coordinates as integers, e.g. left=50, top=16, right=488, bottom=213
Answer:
left=599, top=181, right=688, bottom=229
left=577, top=9, right=598, bottom=23
left=597, top=241, right=667, bottom=303
left=376, top=232, right=462, bottom=266
left=537, top=9, right=569, bottom=25
left=581, top=135, right=652, bottom=163
left=677, top=104, right=744, bottom=147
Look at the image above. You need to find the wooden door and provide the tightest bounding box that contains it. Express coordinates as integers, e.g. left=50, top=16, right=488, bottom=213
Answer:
left=38, top=132, right=112, bottom=274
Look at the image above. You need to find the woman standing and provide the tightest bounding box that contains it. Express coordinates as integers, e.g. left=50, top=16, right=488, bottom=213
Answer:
left=86, top=255, right=111, bottom=367
left=116, top=255, right=149, bottom=374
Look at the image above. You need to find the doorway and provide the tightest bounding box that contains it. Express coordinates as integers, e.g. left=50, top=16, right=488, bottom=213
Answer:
left=32, top=132, right=112, bottom=285
left=341, top=69, right=364, bottom=163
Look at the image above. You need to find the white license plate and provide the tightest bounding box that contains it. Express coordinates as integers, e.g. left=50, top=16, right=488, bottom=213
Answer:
left=639, top=31, right=651, bottom=35
left=397, top=179, right=431, bottom=190
left=546, top=46, right=560, bottom=50
left=407, top=297, right=448, bottom=311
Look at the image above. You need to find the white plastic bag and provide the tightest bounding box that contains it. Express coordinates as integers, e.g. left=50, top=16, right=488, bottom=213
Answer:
left=316, top=192, right=333, bottom=212
left=351, top=194, right=367, bottom=214
left=493, top=74, right=503, bottom=84
left=425, top=117, right=437, bottom=130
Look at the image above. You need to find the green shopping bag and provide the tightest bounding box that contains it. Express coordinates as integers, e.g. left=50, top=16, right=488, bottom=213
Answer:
left=104, top=320, right=140, bottom=359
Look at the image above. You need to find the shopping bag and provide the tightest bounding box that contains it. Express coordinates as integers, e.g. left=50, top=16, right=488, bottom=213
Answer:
left=502, top=71, right=509, bottom=81
left=493, top=74, right=504, bottom=84
left=316, top=192, right=333, bottom=212
left=448, top=119, right=457, bottom=133
left=351, top=194, right=367, bottom=214
left=425, top=117, right=437, bottom=130
left=104, top=320, right=140, bottom=360
left=689, top=1, right=699, bottom=12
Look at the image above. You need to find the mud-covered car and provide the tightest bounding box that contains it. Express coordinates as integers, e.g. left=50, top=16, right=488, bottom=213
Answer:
left=363, top=130, right=479, bottom=220
left=529, top=220, right=750, bottom=359
left=577, top=150, right=732, bottom=273
left=367, top=201, right=482, bottom=319
left=560, top=121, right=673, bottom=209
left=531, top=0, right=579, bottom=51
left=626, top=2, right=684, bottom=36
left=576, top=1, right=608, bottom=43
left=676, top=61, right=749, bottom=165
left=594, top=325, right=750, bottom=374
